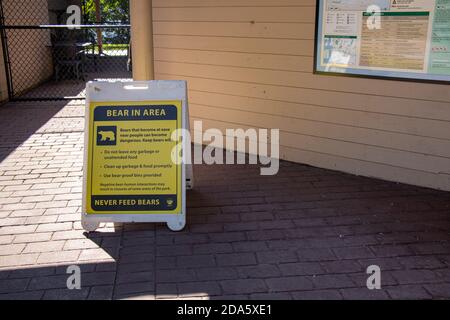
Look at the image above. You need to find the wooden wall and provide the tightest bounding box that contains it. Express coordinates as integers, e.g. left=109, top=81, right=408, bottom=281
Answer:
left=151, top=0, right=450, bottom=191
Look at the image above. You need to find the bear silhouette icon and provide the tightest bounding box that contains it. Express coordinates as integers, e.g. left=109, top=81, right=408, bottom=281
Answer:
left=98, top=131, right=116, bottom=142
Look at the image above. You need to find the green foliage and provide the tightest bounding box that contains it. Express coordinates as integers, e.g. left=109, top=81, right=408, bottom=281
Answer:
left=82, top=0, right=130, bottom=45
left=83, top=0, right=129, bottom=24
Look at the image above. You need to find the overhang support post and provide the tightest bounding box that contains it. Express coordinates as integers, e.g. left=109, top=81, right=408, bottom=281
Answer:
left=130, top=0, right=154, bottom=80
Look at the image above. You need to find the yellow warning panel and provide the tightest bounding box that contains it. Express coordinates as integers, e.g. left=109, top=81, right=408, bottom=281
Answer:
left=85, top=100, right=182, bottom=215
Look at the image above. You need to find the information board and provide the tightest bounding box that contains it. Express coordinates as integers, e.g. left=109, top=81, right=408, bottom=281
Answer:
left=314, top=0, right=450, bottom=83
left=82, top=81, right=192, bottom=232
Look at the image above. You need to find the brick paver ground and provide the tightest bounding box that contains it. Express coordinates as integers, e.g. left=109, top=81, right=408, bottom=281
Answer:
left=0, top=100, right=450, bottom=300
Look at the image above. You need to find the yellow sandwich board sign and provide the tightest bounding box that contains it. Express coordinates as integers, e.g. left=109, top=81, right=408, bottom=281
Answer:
left=86, top=100, right=182, bottom=214
left=82, top=81, right=192, bottom=232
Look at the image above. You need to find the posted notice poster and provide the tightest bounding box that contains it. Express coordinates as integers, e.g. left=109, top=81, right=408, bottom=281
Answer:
left=315, top=0, right=450, bottom=82
left=86, top=101, right=182, bottom=215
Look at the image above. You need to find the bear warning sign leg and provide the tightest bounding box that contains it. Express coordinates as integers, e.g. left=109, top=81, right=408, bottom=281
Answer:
left=167, top=214, right=186, bottom=232
left=186, top=163, right=194, bottom=190
left=82, top=219, right=100, bottom=233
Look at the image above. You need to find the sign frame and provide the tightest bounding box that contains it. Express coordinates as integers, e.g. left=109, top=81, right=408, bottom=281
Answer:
left=313, top=0, right=450, bottom=85
left=81, top=80, right=193, bottom=232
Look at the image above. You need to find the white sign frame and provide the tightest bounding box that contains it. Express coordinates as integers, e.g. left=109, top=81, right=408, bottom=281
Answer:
left=81, top=80, right=193, bottom=232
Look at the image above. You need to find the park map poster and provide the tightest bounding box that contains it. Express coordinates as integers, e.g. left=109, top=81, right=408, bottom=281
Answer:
left=315, top=0, right=450, bottom=82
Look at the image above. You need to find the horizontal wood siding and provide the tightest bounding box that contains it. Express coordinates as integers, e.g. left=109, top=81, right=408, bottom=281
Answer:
left=152, top=0, right=450, bottom=191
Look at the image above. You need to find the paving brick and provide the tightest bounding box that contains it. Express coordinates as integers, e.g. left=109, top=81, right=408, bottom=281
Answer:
left=0, top=211, right=12, bottom=219
left=43, top=288, right=90, bottom=300
left=79, top=248, right=115, bottom=261
left=0, top=224, right=37, bottom=235
left=82, top=272, right=116, bottom=286
left=2, top=203, right=35, bottom=211
left=0, top=253, right=39, bottom=268
left=0, top=243, right=25, bottom=256
left=389, top=269, right=443, bottom=285
left=279, top=262, right=324, bottom=276
left=14, top=232, right=52, bottom=244
left=297, top=248, right=337, bottom=262
left=119, top=252, right=154, bottom=264
left=88, top=285, right=114, bottom=300
left=259, top=220, right=295, bottom=230
left=189, top=223, right=223, bottom=233
left=114, top=281, right=154, bottom=297
left=424, top=283, right=450, bottom=299
left=387, top=285, right=432, bottom=299
left=36, top=222, right=72, bottom=233
left=57, top=214, right=80, bottom=222
left=23, top=241, right=66, bottom=254
left=173, top=233, right=209, bottom=245
left=0, top=287, right=42, bottom=299
left=321, top=260, right=363, bottom=274
left=250, top=292, right=292, bottom=300
left=292, top=290, right=343, bottom=300
left=221, top=279, right=267, bottom=295
left=195, top=267, right=238, bottom=281
left=0, top=278, right=30, bottom=294
left=257, top=250, right=298, bottom=264
left=217, top=253, right=257, bottom=266
left=193, top=243, right=233, bottom=255
left=333, top=247, right=375, bottom=260
left=0, top=197, right=22, bottom=205
left=46, top=206, right=78, bottom=215
left=54, top=193, right=81, bottom=201
left=31, top=183, right=61, bottom=190
left=178, top=281, right=222, bottom=297
left=52, top=230, right=86, bottom=240
left=0, top=235, right=14, bottom=245
left=37, top=250, right=80, bottom=264
left=25, top=215, right=58, bottom=225
left=9, top=209, right=45, bottom=218
left=247, top=229, right=285, bottom=241
left=399, top=256, right=446, bottom=269
left=35, top=201, right=68, bottom=209
left=156, top=245, right=192, bottom=257
left=240, top=211, right=274, bottom=222
left=0, top=217, right=27, bottom=227
left=340, top=288, right=390, bottom=300
left=312, top=274, right=355, bottom=289
left=266, top=276, right=313, bottom=292
left=209, top=232, right=246, bottom=243
left=157, top=269, right=197, bottom=283
left=410, top=243, right=450, bottom=255
left=8, top=266, right=55, bottom=279
left=116, top=271, right=153, bottom=285
left=28, top=274, right=69, bottom=290
left=176, top=254, right=216, bottom=268
left=21, top=195, right=54, bottom=203
left=223, top=222, right=259, bottom=232
left=64, top=239, right=99, bottom=250
left=237, top=264, right=281, bottom=279
left=370, top=245, right=414, bottom=258
left=156, top=283, right=177, bottom=299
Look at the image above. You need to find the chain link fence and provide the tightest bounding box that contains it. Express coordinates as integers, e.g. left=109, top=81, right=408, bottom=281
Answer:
left=1, top=0, right=131, bottom=101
